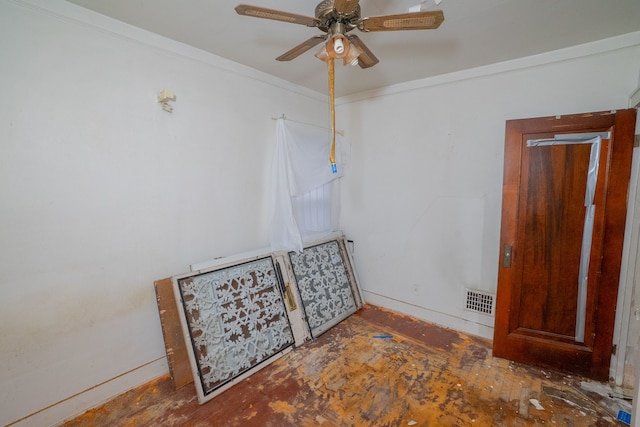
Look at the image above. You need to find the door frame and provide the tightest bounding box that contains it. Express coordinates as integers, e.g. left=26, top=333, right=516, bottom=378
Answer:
left=611, top=144, right=639, bottom=386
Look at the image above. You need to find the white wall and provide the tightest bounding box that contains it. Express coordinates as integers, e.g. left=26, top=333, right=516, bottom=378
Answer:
left=2, top=0, right=640, bottom=425
left=338, top=33, right=640, bottom=344
left=0, top=1, right=328, bottom=426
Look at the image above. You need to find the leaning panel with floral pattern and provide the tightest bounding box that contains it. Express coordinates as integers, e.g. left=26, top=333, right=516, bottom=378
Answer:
left=176, top=257, right=294, bottom=396
left=289, top=240, right=357, bottom=337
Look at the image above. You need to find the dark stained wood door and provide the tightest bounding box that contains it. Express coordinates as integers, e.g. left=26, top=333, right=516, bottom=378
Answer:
left=493, top=109, right=636, bottom=381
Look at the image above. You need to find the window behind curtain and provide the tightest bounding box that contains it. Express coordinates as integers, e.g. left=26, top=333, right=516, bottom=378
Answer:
left=270, top=118, right=343, bottom=252
left=292, top=181, right=336, bottom=240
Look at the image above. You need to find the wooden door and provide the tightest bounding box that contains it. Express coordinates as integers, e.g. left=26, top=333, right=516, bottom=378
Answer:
left=493, top=109, right=636, bottom=381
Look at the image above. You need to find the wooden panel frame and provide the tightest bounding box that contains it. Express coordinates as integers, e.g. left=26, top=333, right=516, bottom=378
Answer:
left=154, top=278, right=193, bottom=389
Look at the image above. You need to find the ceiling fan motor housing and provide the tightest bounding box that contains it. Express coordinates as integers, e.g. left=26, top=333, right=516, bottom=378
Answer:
left=315, top=0, right=360, bottom=33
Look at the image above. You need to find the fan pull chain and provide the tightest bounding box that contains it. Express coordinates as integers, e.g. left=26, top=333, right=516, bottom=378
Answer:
left=328, top=57, right=337, bottom=174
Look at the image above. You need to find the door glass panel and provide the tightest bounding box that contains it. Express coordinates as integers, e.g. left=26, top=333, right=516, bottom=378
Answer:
left=289, top=240, right=358, bottom=337
left=526, top=135, right=604, bottom=342
left=175, top=257, right=294, bottom=401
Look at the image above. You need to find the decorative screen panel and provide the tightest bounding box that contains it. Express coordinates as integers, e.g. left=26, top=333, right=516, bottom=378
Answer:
left=175, top=257, right=294, bottom=401
left=289, top=240, right=358, bottom=337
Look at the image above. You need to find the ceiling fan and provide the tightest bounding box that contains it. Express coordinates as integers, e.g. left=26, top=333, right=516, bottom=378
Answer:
left=235, top=0, right=444, bottom=171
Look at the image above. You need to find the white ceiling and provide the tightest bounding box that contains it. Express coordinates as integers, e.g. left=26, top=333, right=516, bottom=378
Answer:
left=64, top=0, right=640, bottom=97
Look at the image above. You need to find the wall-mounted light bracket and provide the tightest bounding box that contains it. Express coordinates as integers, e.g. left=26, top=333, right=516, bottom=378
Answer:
left=158, top=89, right=176, bottom=113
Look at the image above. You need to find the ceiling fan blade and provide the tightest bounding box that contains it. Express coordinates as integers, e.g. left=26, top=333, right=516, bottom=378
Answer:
left=276, top=35, right=327, bottom=61
left=333, top=0, right=360, bottom=15
left=235, top=4, right=320, bottom=27
left=346, top=35, right=379, bottom=68
left=358, top=10, right=444, bottom=32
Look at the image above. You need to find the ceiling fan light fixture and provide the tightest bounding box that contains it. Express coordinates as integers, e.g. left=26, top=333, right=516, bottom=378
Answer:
left=316, top=34, right=351, bottom=62
left=314, top=43, right=329, bottom=61
left=327, top=34, right=350, bottom=59
left=343, top=42, right=362, bottom=66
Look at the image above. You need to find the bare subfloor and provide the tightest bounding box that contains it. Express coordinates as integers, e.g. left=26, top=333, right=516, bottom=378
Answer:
left=63, top=306, right=624, bottom=426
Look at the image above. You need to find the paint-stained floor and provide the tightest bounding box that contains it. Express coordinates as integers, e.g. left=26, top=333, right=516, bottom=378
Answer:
left=63, top=305, right=626, bottom=426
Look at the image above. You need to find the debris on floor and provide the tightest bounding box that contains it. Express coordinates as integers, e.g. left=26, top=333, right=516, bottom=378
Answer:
left=63, top=305, right=624, bottom=427
left=577, top=379, right=634, bottom=423
left=617, top=409, right=632, bottom=425
left=529, top=398, right=545, bottom=410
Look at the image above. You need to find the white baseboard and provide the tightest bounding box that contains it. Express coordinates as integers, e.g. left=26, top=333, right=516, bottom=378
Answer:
left=9, top=357, right=168, bottom=427
left=362, top=290, right=495, bottom=341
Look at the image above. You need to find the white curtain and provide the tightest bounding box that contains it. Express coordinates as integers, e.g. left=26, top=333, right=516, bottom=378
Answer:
left=270, top=118, right=343, bottom=252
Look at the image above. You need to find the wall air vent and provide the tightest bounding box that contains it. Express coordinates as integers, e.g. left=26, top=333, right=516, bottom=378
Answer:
left=465, top=289, right=494, bottom=315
